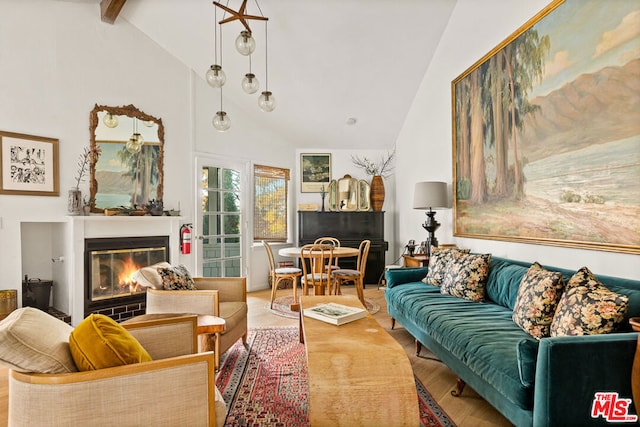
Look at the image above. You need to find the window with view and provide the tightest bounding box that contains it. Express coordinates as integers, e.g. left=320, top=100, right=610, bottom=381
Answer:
left=254, top=164, right=289, bottom=242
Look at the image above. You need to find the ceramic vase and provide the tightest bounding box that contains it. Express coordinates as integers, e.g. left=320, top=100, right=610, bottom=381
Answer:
left=67, top=189, right=82, bottom=215
left=370, top=175, right=385, bottom=211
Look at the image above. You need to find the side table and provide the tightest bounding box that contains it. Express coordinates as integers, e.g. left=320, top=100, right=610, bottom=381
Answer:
left=403, top=254, right=429, bottom=267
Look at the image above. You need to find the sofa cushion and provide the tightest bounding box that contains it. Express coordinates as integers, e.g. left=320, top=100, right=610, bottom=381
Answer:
left=422, top=247, right=470, bottom=286
left=0, top=307, right=77, bottom=373
left=516, top=337, right=539, bottom=387
left=69, top=313, right=152, bottom=371
left=386, top=282, right=535, bottom=410
left=512, top=263, right=565, bottom=339
left=440, top=252, right=491, bottom=302
left=485, top=259, right=530, bottom=310
left=132, top=262, right=172, bottom=289
left=158, top=264, right=197, bottom=290
left=550, top=267, right=629, bottom=336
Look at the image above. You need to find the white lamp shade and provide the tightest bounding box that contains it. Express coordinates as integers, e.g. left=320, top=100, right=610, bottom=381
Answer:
left=413, top=181, right=448, bottom=210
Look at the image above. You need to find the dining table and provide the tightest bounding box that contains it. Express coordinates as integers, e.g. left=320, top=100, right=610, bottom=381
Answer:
left=278, top=246, right=360, bottom=296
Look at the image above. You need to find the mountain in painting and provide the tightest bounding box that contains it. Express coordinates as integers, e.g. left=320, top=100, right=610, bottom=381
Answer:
left=520, top=57, right=640, bottom=162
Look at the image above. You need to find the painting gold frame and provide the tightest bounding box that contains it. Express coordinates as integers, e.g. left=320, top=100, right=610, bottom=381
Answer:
left=452, top=0, right=640, bottom=254
left=0, top=131, right=59, bottom=196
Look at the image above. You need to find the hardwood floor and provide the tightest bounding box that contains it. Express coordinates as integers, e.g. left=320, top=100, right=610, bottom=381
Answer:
left=0, top=286, right=513, bottom=427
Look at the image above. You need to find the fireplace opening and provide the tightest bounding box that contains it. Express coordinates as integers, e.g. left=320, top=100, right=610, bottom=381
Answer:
left=84, top=236, right=169, bottom=321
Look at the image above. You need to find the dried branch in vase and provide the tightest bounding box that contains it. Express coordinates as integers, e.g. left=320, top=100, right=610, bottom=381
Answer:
left=351, top=148, right=395, bottom=179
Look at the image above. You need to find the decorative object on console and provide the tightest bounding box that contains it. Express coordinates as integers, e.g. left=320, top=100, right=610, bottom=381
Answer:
left=0, top=130, right=59, bottom=197
left=319, top=184, right=326, bottom=211
left=69, top=145, right=102, bottom=215
left=413, top=181, right=449, bottom=256
left=351, top=149, right=395, bottom=211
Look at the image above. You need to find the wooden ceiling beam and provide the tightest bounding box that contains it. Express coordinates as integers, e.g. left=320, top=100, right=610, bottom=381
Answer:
left=100, top=0, right=127, bottom=24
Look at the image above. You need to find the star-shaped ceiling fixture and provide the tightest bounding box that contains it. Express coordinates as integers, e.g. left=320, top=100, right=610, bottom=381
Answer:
left=213, top=0, right=268, bottom=33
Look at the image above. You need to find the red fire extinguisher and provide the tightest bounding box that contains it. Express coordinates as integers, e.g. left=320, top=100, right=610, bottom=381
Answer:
left=180, top=224, right=192, bottom=254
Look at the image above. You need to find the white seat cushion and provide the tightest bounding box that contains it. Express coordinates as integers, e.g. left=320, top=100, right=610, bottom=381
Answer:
left=333, top=269, right=360, bottom=277
left=275, top=267, right=302, bottom=275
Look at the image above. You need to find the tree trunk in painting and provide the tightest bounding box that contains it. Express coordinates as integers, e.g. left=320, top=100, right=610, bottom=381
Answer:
left=488, top=55, right=508, bottom=197
left=469, top=70, right=487, bottom=204
left=457, top=80, right=471, bottom=181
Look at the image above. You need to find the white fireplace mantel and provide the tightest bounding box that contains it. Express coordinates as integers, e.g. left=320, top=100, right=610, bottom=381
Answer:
left=66, top=216, right=182, bottom=325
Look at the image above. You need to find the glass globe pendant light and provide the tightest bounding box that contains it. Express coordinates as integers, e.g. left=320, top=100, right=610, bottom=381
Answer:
left=242, top=73, right=259, bottom=94
left=206, top=65, right=226, bottom=88
left=206, top=6, right=225, bottom=88
left=213, top=87, right=230, bottom=132
left=126, top=118, right=143, bottom=153
left=258, top=91, right=276, bottom=112
left=103, top=112, right=118, bottom=128
left=235, top=31, right=256, bottom=56
left=212, top=111, right=231, bottom=132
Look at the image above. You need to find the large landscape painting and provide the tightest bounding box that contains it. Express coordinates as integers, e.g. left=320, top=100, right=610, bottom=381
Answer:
left=452, top=0, right=640, bottom=254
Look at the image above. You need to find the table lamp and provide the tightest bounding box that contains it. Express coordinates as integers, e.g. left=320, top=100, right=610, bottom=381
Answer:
left=413, top=181, right=448, bottom=257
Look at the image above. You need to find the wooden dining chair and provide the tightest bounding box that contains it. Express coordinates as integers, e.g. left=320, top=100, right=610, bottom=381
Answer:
left=331, top=239, right=371, bottom=305
left=301, top=244, right=334, bottom=296
left=314, top=237, right=341, bottom=272
left=263, top=241, right=302, bottom=308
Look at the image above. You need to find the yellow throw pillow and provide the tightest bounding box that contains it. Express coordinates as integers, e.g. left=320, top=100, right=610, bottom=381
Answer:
left=69, top=313, right=152, bottom=371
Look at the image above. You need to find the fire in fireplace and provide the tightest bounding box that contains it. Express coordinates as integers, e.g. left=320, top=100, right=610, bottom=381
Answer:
left=84, top=236, right=169, bottom=321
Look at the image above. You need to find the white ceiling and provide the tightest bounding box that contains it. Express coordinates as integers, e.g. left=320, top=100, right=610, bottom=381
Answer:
left=118, top=0, right=457, bottom=150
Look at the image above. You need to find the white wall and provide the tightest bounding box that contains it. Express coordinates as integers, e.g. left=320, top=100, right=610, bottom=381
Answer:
left=0, top=1, right=192, bottom=303
left=394, top=0, right=639, bottom=280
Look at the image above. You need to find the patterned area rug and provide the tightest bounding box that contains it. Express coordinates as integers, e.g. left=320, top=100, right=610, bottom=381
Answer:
left=216, top=326, right=456, bottom=427
left=265, top=295, right=380, bottom=319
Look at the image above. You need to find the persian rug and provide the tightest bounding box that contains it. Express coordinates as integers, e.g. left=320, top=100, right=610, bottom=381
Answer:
left=265, top=295, right=380, bottom=319
left=215, top=326, right=456, bottom=427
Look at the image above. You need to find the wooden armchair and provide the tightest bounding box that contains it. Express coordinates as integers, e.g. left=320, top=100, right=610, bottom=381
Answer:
left=8, top=315, right=225, bottom=427
left=146, top=277, right=248, bottom=367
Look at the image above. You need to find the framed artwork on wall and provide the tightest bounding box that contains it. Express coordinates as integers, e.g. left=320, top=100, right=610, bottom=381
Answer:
left=301, top=153, right=331, bottom=193
left=0, top=131, right=60, bottom=196
left=452, top=0, right=640, bottom=254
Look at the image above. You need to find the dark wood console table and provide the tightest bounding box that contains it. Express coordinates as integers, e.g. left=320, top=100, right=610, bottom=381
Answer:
left=298, top=211, right=388, bottom=286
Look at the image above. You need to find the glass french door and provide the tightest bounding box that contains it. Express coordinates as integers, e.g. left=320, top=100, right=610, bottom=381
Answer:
left=195, top=157, right=246, bottom=278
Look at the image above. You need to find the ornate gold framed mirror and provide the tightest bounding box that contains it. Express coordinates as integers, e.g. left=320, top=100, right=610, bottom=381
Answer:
left=89, top=104, right=164, bottom=212
left=358, top=180, right=371, bottom=211
left=337, top=174, right=358, bottom=212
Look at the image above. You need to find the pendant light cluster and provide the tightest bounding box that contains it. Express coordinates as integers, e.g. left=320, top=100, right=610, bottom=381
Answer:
left=126, top=118, right=144, bottom=154
left=208, top=0, right=275, bottom=132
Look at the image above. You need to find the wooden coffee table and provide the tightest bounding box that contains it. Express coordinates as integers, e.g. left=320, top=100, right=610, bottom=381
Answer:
left=300, top=295, right=419, bottom=426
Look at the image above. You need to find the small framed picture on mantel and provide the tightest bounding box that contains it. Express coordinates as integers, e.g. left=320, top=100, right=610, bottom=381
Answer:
left=0, top=131, right=60, bottom=196
left=300, top=153, right=331, bottom=193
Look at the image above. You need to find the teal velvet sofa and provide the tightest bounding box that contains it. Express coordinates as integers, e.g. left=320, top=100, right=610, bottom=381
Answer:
left=385, top=256, right=640, bottom=427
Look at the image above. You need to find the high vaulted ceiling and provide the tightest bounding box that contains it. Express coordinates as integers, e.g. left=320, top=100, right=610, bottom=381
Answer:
left=104, top=0, right=457, bottom=150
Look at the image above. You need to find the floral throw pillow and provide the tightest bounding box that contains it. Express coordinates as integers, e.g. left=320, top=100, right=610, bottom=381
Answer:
left=512, top=263, right=564, bottom=339
left=422, top=247, right=471, bottom=286
left=440, top=252, right=491, bottom=302
left=158, top=264, right=197, bottom=290
left=550, top=267, right=629, bottom=337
